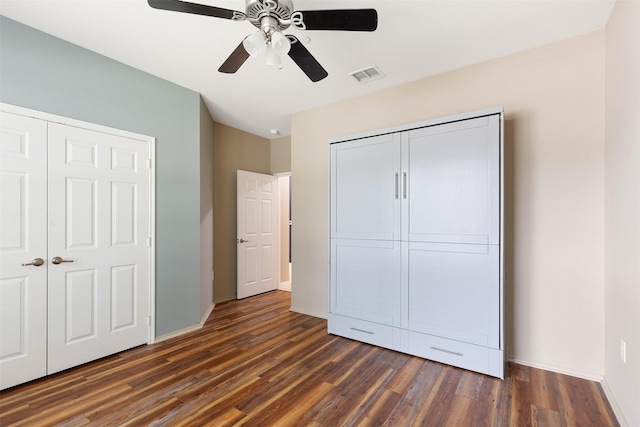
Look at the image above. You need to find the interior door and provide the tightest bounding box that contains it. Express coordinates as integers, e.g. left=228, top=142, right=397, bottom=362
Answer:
left=0, top=112, right=48, bottom=389
left=237, top=170, right=278, bottom=299
left=46, top=122, right=151, bottom=374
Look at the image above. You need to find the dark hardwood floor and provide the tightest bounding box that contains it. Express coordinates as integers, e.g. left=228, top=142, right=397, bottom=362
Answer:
left=0, top=290, right=618, bottom=426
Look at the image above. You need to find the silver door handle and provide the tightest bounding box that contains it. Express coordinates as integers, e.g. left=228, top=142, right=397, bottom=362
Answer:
left=237, top=239, right=249, bottom=243
left=395, top=173, right=399, bottom=199
left=52, top=256, right=74, bottom=265
left=403, top=172, right=408, bottom=199
left=22, top=258, right=45, bottom=267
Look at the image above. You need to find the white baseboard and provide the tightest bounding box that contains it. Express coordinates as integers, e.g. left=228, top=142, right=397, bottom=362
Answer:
left=200, top=301, right=216, bottom=325
left=155, top=301, right=215, bottom=343
left=507, top=355, right=603, bottom=382
left=278, top=281, right=291, bottom=292
left=601, top=376, right=630, bottom=427
left=155, top=323, right=202, bottom=343
left=507, top=356, right=629, bottom=425
left=289, top=305, right=327, bottom=320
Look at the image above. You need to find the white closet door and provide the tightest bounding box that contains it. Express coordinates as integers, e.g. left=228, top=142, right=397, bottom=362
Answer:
left=330, top=239, right=401, bottom=325
left=406, top=242, right=500, bottom=347
left=404, top=115, right=500, bottom=245
left=330, top=133, right=402, bottom=241
left=0, top=113, right=48, bottom=389
left=47, top=123, right=151, bottom=374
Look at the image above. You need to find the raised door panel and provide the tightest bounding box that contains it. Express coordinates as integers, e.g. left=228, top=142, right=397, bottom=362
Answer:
left=404, top=114, right=500, bottom=244
left=47, top=123, right=150, bottom=374
left=0, top=113, right=48, bottom=390
left=406, top=242, right=500, bottom=348
left=330, top=133, right=401, bottom=241
left=330, top=239, right=401, bottom=326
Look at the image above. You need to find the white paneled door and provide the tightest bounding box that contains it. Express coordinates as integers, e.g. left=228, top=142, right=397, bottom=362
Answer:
left=0, top=113, right=48, bottom=389
left=0, top=110, right=152, bottom=389
left=237, top=170, right=278, bottom=299
left=47, top=122, right=151, bottom=374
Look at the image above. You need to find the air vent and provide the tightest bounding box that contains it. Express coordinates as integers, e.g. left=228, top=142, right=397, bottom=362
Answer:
left=349, top=65, right=385, bottom=84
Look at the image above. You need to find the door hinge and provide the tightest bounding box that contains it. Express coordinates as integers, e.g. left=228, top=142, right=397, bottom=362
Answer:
left=147, top=159, right=152, bottom=169
left=147, top=237, right=151, bottom=247
left=146, top=315, right=151, bottom=325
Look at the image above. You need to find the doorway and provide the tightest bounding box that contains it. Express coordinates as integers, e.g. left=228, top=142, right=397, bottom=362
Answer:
left=235, top=171, right=291, bottom=298
left=276, top=174, right=291, bottom=292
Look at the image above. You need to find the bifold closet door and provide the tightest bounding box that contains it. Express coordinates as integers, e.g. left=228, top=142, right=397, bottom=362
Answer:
left=0, top=113, right=48, bottom=389
left=0, top=112, right=151, bottom=389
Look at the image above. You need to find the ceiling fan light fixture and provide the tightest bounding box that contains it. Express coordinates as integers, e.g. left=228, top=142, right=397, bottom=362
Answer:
left=243, top=31, right=266, bottom=57
left=148, top=0, right=378, bottom=82
left=270, top=31, right=291, bottom=56
left=264, top=44, right=282, bottom=67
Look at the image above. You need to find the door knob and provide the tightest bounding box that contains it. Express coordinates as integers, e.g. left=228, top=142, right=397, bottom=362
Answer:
left=52, top=256, right=74, bottom=265
left=237, top=239, right=249, bottom=243
left=22, top=258, right=45, bottom=267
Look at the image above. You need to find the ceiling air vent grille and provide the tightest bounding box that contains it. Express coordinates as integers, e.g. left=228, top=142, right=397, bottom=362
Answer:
left=349, top=65, right=385, bottom=84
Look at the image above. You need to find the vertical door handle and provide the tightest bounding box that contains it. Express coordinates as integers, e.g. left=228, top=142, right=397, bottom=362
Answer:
left=403, top=172, right=407, bottom=199
left=394, top=173, right=399, bottom=199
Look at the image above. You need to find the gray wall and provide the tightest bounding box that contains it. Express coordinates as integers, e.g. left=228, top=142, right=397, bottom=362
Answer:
left=0, top=16, right=202, bottom=337
left=200, top=97, right=215, bottom=318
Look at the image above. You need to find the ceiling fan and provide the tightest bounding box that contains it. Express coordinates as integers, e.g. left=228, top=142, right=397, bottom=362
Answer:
left=148, top=0, right=378, bottom=82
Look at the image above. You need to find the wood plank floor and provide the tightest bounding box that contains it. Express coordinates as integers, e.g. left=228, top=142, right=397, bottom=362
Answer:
left=0, top=290, right=619, bottom=426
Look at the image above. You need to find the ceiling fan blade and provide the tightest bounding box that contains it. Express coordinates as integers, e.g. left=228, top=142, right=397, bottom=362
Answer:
left=287, top=36, right=328, bottom=82
left=296, top=9, right=377, bottom=31
left=218, top=41, right=250, bottom=74
left=148, top=0, right=245, bottom=21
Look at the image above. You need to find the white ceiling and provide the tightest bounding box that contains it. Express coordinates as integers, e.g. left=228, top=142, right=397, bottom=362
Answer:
left=0, top=0, right=615, bottom=139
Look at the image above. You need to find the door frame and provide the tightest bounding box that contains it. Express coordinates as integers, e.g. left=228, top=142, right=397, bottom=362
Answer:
left=1, top=102, right=157, bottom=344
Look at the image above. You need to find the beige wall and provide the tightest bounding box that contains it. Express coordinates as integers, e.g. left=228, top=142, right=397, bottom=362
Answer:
left=604, top=1, right=640, bottom=426
left=213, top=122, right=270, bottom=303
left=291, top=31, right=606, bottom=378
left=199, top=98, right=215, bottom=318
left=271, top=135, right=291, bottom=173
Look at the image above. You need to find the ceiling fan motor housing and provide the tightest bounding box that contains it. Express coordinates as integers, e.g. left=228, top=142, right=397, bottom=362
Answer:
left=246, top=0, right=294, bottom=31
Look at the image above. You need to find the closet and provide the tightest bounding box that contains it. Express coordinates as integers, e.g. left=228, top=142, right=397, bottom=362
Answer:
left=0, top=108, right=153, bottom=389
left=328, top=107, right=504, bottom=378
